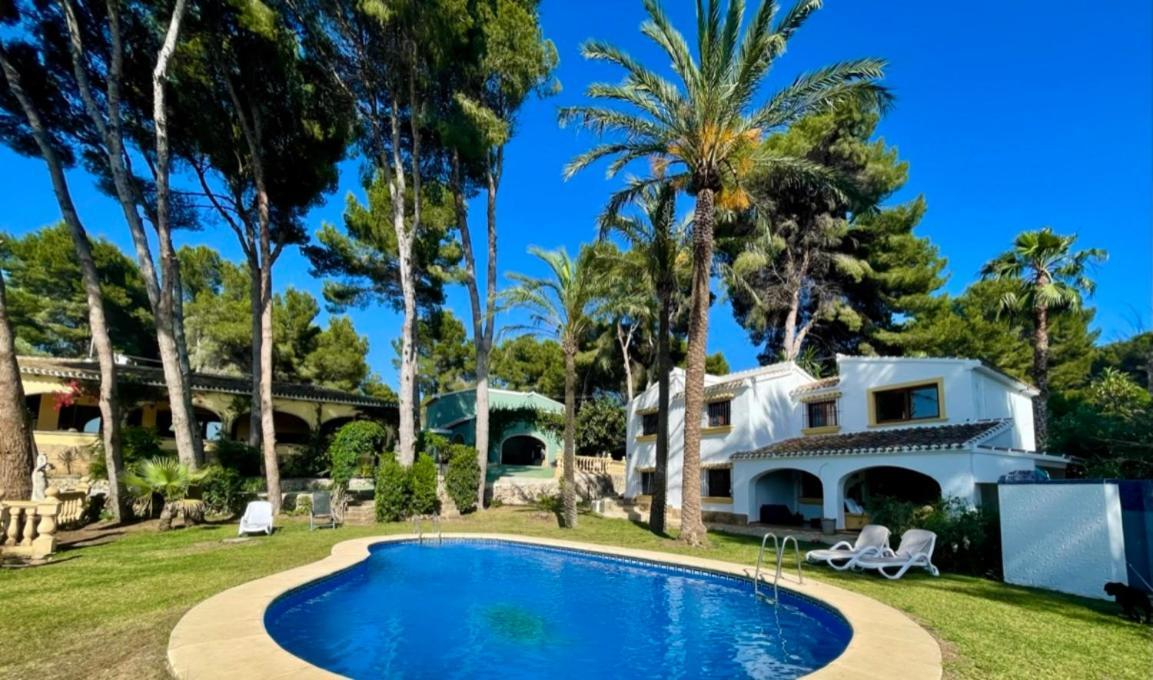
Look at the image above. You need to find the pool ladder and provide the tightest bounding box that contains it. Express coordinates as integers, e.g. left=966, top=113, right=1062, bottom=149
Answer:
left=411, top=515, right=442, bottom=545
left=749, top=532, right=803, bottom=604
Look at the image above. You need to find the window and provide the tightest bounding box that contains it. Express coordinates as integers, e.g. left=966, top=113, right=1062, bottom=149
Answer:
left=640, top=471, right=655, bottom=495
left=873, top=382, right=941, bottom=424
left=56, top=404, right=102, bottom=433
left=706, top=468, right=732, bottom=498
left=706, top=400, right=731, bottom=428
left=806, top=400, right=838, bottom=429
left=640, top=412, right=658, bottom=436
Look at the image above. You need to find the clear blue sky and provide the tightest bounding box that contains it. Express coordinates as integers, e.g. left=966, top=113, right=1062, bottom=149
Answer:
left=1, top=0, right=1149, bottom=387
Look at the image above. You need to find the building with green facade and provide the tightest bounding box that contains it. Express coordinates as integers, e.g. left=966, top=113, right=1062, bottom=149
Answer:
left=424, top=388, right=563, bottom=479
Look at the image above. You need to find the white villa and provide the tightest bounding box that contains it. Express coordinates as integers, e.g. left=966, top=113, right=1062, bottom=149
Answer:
left=624, top=355, right=1070, bottom=531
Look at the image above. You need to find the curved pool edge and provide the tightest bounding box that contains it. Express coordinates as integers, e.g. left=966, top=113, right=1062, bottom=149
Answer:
left=167, top=533, right=942, bottom=680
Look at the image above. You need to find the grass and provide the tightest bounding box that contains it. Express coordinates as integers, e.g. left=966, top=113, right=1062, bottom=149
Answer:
left=2, top=507, right=1149, bottom=679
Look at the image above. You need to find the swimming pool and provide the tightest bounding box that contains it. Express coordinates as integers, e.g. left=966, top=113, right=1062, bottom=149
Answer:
left=265, top=540, right=852, bottom=679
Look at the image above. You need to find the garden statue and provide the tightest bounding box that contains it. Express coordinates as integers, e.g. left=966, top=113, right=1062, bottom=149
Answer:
left=31, top=451, right=52, bottom=501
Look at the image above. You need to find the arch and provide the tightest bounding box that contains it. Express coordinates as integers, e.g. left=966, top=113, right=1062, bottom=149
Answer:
left=231, top=410, right=313, bottom=445
left=748, top=467, right=824, bottom=527
left=836, top=465, right=943, bottom=528
left=318, top=416, right=357, bottom=441
left=139, top=406, right=224, bottom=441
left=500, top=435, right=546, bottom=466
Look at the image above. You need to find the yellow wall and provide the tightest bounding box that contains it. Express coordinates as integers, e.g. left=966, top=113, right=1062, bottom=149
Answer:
left=25, top=372, right=378, bottom=476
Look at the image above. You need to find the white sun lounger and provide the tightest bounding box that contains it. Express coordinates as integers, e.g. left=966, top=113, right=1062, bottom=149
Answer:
left=852, top=528, right=940, bottom=579
left=805, top=524, right=892, bottom=570
left=238, top=500, right=274, bottom=536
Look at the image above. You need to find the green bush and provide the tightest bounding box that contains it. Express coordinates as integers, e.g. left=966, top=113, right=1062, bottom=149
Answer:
left=869, top=496, right=1002, bottom=578
left=199, top=466, right=253, bottom=517
left=374, top=455, right=411, bottom=522
left=329, top=421, right=392, bottom=488
left=89, top=426, right=164, bottom=480
left=445, top=445, right=480, bottom=514
left=212, top=439, right=261, bottom=476
left=410, top=453, right=439, bottom=516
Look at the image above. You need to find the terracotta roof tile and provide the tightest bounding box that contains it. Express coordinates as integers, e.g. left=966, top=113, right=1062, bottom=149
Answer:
left=731, top=420, right=1011, bottom=460
left=18, top=357, right=395, bottom=409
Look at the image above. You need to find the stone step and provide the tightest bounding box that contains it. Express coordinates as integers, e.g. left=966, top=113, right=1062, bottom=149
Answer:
left=342, top=503, right=376, bottom=525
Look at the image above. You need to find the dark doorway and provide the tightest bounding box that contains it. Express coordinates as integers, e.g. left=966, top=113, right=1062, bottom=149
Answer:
left=501, top=435, right=546, bottom=466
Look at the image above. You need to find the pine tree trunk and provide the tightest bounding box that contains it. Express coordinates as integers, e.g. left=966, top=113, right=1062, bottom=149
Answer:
left=1032, top=303, right=1050, bottom=451
left=679, top=188, right=715, bottom=547
left=562, top=339, right=578, bottom=528
left=248, top=263, right=263, bottom=450
left=648, top=288, right=672, bottom=535
left=61, top=0, right=202, bottom=469
left=452, top=151, right=498, bottom=509
left=151, top=0, right=202, bottom=469
left=0, top=49, right=126, bottom=518
left=259, top=258, right=280, bottom=512
left=0, top=272, right=34, bottom=501
left=618, top=321, right=635, bottom=404
left=475, top=351, right=490, bottom=506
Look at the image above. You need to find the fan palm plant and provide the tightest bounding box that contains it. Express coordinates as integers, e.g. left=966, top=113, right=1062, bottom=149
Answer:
left=559, top=0, right=890, bottom=544
left=981, top=228, right=1106, bottom=450
left=124, top=457, right=209, bottom=531
left=504, top=246, right=606, bottom=528
left=598, top=181, right=688, bottom=535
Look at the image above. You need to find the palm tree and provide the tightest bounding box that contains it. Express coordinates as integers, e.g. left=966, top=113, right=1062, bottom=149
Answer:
left=125, top=457, right=209, bottom=531
left=504, top=246, right=605, bottom=528
left=981, top=228, right=1106, bottom=450
left=599, top=181, right=687, bottom=535
left=559, top=0, right=889, bottom=545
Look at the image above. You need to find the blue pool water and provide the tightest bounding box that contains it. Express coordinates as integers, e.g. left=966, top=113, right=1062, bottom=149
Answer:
left=265, top=540, right=852, bottom=679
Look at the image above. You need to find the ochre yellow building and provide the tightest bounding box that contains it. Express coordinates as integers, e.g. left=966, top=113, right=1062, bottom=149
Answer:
left=19, top=356, right=396, bottom=475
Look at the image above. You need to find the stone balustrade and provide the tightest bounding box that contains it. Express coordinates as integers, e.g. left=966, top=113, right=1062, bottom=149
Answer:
left=56, top=488, right=88, bottom=528
left=557, top=455, right=626, bottom=477
left=0, top=488, right=62, bottom=560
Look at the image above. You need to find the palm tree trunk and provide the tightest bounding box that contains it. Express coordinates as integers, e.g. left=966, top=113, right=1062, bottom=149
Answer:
left=562, top=339, right=578, bottom=528
left=0, top=271, right=34, bottom=501
left=1032, top=304, right=1050, bottom=451
left=648, top=288, right=672, bottom=535
left=0, top=49, right=127, bottom=518
left=679, top=188, right=715, bottom=547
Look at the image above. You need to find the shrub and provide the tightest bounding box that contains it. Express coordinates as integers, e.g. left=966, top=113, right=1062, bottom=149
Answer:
left=445, top=445, right=480, bottom=514
left=89, top=426, right=164, bottom=480
left=374, top=455, right=411, bottom=522
left=199, top=465, right=252, bottom=517
left=575, top=395, right=626, bottom=457
left=869, top=496, right=1002, bottom=578
left=410, top=453, right=439, bottom=516
left=329, top=421, right=392, bottom=488
left=212, top=439, right=261, bottom=476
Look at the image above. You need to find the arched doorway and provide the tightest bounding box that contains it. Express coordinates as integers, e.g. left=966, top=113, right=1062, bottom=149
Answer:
left=231, top=411, right=313, bottom=445
left=751, top=468, right=823, bottom=527
left=501, top=435, right=546, bottom=466
left=839, top=466, right=942, bottom=526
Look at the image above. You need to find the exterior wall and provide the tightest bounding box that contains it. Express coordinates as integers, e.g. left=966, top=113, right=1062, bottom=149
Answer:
left=624, top=356, right=1046, bottom=526
left=836, top=357, right=975, bottom=431
left=999, top=482, right=1127, bottom=599
left=625, top=365, right=812, bottom=509
left=24, top=373, right=385, bottom=477
left=972, top=369, right=1037, bottom=450
left=734, top=449, right=1059, bottom=529
left=424, top=388, right=564, bottom=467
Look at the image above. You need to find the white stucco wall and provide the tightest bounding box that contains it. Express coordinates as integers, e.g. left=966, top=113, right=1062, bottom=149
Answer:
left=999, top=483, right=1127, bottom=599
left=624, top=356, right=1045, bottom=516
left=624, top=364, right=811, bottom=509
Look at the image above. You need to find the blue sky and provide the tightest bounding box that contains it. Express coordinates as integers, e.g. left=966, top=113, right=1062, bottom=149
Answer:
left=1, top=0, right=1150, bottom=387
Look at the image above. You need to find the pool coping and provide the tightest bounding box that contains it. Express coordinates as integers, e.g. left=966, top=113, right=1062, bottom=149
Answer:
left=167, top=533, right=942, bottom=679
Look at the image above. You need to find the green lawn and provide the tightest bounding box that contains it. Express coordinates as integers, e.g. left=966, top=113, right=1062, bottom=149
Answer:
left=2, top=508, right=1149, bottom=679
